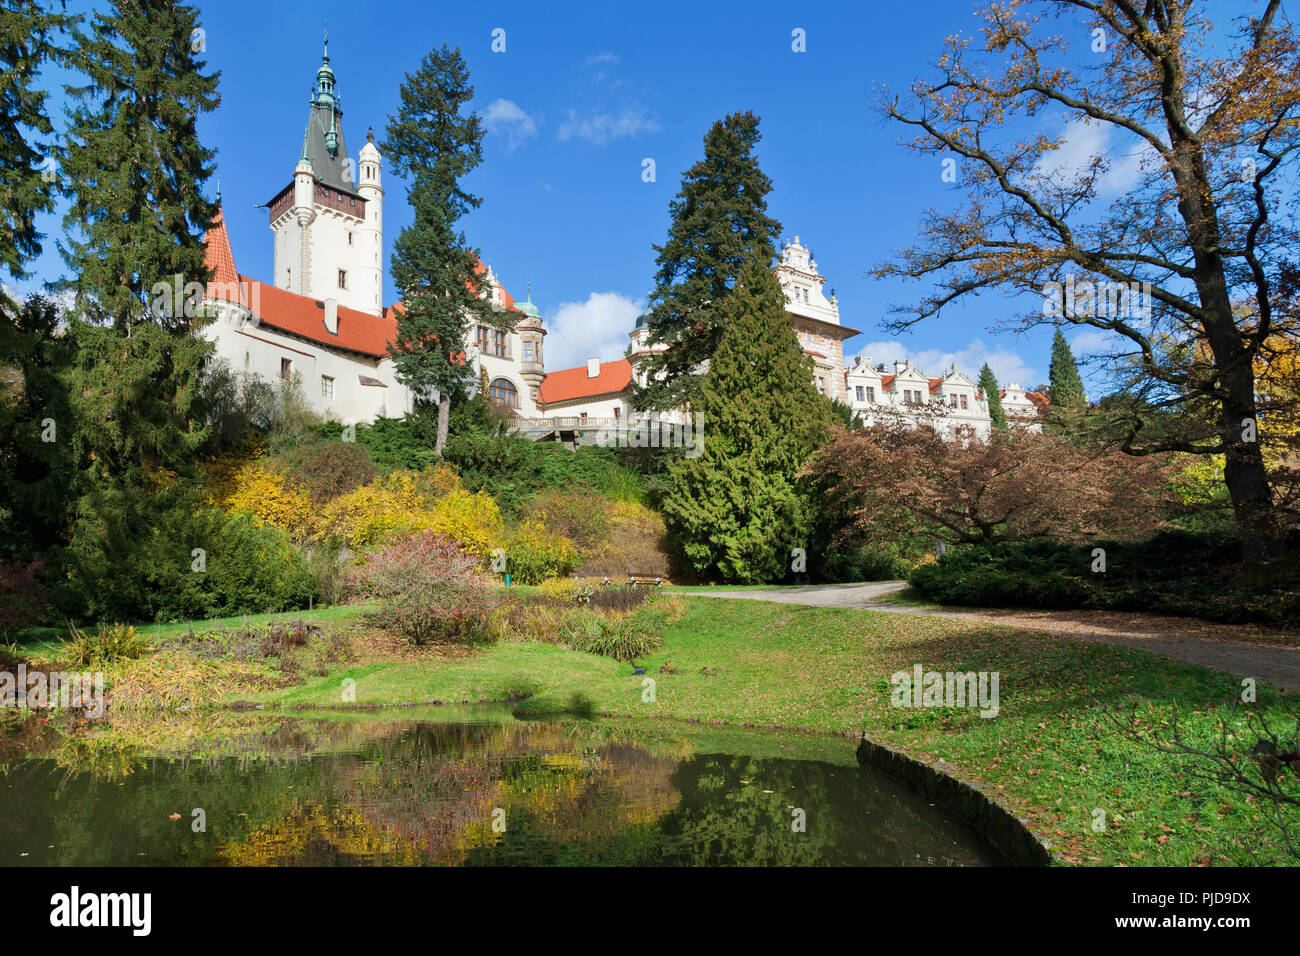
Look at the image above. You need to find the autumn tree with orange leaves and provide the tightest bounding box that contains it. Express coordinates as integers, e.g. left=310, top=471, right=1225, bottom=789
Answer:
left=876, top=0, right=1298, bottom=565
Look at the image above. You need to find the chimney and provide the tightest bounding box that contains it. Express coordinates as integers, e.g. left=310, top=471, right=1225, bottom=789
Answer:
left=894, top=360, right=907, bottom=374
left=324, top=298, right=339, bottom=335
left=586, top=357, right=600, bottom=379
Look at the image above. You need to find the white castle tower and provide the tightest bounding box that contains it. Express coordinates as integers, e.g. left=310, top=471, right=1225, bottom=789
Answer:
left=268, top=36, right=383, bottom=316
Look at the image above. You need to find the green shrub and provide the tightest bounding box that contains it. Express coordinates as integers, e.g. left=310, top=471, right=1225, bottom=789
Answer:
left=908, top=532, right=1300, bottom=625
left=274, top=439, right=377, bottom=504
left=61, top=486, right=317, bottom=623
left=819, top=542, right=914, bottom=582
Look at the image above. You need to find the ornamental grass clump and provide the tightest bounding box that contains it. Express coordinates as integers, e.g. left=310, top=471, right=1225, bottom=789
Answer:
left=64, top=623, right=151, bottom=667
left=354, top=532, right=491, bottom=645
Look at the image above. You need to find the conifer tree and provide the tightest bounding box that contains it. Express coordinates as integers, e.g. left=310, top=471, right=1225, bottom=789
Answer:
left=59, top=0, right=219, bottom=333
left=0, top=0, right=69, bottom=280
left=662, top=261, right=830, bottom=583
left=1048, top=328, right=1086, bottom=407
left=0, top=294, right=75, bottom=553
left=382, top=45, right=506, bottom=455
left=56, top=0, right=220, bottom=485
left=978, top=363, right=1007, bottom=431
left=634, top=111, right=782, bottom=412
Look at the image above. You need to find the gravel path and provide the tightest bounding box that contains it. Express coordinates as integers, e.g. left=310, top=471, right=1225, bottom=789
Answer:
left=679, top=582, right=1300, bottom=692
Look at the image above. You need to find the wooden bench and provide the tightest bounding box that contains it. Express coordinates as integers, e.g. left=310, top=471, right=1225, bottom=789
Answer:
left=569, top=573, right=666, bottom=588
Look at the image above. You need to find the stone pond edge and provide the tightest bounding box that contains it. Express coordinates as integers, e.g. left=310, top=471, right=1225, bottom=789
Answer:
left=856, top=733, right=1056, bottom=867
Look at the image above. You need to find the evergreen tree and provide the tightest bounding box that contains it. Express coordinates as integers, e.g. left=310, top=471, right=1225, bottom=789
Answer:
left=382, top=45, right=506, bottom=455
left=0, top=0, right=69, bottom=280
left=0, top=294, right=75, bottom=554
left=55, top=0, right=219, bottom=485
left=634, top=111, right=782, bottom=412
left=662, top=261, right=831, bottom=583
left=978, top=363, right=1007, bottom=430
left=1048, top=328, right=1086, bottom=407
left=59, top=0, right=219, bottom=333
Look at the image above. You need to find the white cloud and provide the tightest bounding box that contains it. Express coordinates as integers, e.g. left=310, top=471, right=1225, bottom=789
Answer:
left=557, top=104, right=660, bottom=144
left=545, top=291, right=644, bottom=370
left=851, top=339, right=1040, bottom=388
left=483, top=98, right=539, bottom=150
left=583, top=52, right=619, bottom=65
left=1032, top=118, right=1152, bottom=196
left=1069, top=328, right=1118, bottom=355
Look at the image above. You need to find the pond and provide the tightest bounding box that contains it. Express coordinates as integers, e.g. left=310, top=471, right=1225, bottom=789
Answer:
left=0, top=707, right=1005, bottom=866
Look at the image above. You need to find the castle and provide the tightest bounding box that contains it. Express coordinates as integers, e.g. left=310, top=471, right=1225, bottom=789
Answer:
left=201, top=42, right=1045, bottom=439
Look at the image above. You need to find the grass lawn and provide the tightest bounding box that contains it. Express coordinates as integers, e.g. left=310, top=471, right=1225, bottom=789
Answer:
left=11, top=592, right=1296, bottom=867
left=235, top=596, right=1297, bottom=867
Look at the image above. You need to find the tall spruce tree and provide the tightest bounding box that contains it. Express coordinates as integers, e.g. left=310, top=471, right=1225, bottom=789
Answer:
left=59, top=0, right=218, bottom=333
left=57, top=0, right=219, bottom=487
left=1048, top=328, right=1086, bottom=407
left=978, top=363, right=1007, bottom=431
left=382, top=45, right=505, bottom=455
left=0, top=0, right=69, bottom=280
left=662, top=260, right=831, bottom=583
left=634, top=111, right=782, bottom=412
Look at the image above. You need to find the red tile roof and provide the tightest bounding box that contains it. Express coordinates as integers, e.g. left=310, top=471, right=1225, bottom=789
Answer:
left=880, top=374, right=897, bottom=390
left=537, top=358, right=633, bottom=405
left=204, top=208, right=239, bottom=288
left=1026, top=391, right=1050, bottom=407
left=928, top=377, right=944, bottom=394
left=202, top=208, right=520, bottom=360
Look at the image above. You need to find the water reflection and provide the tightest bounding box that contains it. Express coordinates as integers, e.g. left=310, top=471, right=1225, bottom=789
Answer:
left=0, top=711, right=1005, bottom=866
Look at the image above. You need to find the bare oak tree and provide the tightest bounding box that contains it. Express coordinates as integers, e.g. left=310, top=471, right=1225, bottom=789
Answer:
left=875, top=0, right=1298, bottom=563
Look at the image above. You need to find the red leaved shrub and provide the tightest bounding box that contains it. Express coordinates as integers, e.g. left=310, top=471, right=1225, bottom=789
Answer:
left=352, top=532, right=491, bottom=645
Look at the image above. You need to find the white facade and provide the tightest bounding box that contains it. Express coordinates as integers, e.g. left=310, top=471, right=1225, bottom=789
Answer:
left=203, top=291, right=413, bottom=423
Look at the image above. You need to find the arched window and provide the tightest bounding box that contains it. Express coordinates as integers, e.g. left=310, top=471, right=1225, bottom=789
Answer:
left=488, top=377, right=519, bottom=409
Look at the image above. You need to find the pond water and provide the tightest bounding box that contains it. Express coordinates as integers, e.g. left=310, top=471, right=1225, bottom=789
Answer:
left=0, top=708, right=1005, bottom=866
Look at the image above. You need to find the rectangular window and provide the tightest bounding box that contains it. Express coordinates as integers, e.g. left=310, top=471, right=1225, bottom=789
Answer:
left=476, top=326, right=490, bottom=353
left=321, top=375, right=334, bottom=399
left=280, top=358, right=292, bottom=380
left=950, top=394, right=959, bottom=408
left=613, top=407, right=620, bottom=421
left=523, top=341, right=534, bottom=363
left=960, top=394, right=968, bottom=410
left=865, top=387, right=874, bottom=403
left=337, top=269, right=347, bottom=289
left=855, top=385, right=865, bottom=402
left=493, top=330, right=507, bottom=358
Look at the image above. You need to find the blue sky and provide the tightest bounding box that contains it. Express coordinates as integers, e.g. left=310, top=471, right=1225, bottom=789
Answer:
left=16, top=0, right=1205, bottom=391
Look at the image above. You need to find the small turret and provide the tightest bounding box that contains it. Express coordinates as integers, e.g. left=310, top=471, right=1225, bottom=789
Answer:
left=516, top=279, right=546, bottom=397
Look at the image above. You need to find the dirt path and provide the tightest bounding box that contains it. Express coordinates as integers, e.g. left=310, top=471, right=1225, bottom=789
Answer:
left=679, top=583, right=1300, bottom=692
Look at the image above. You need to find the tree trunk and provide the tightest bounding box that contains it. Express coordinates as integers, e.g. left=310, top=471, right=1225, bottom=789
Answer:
left=1170, top=134, right=1284, bottom=568
left=435, top=391, right=450, bottom=457
left=1218, top=355, right=1282, bottom=567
